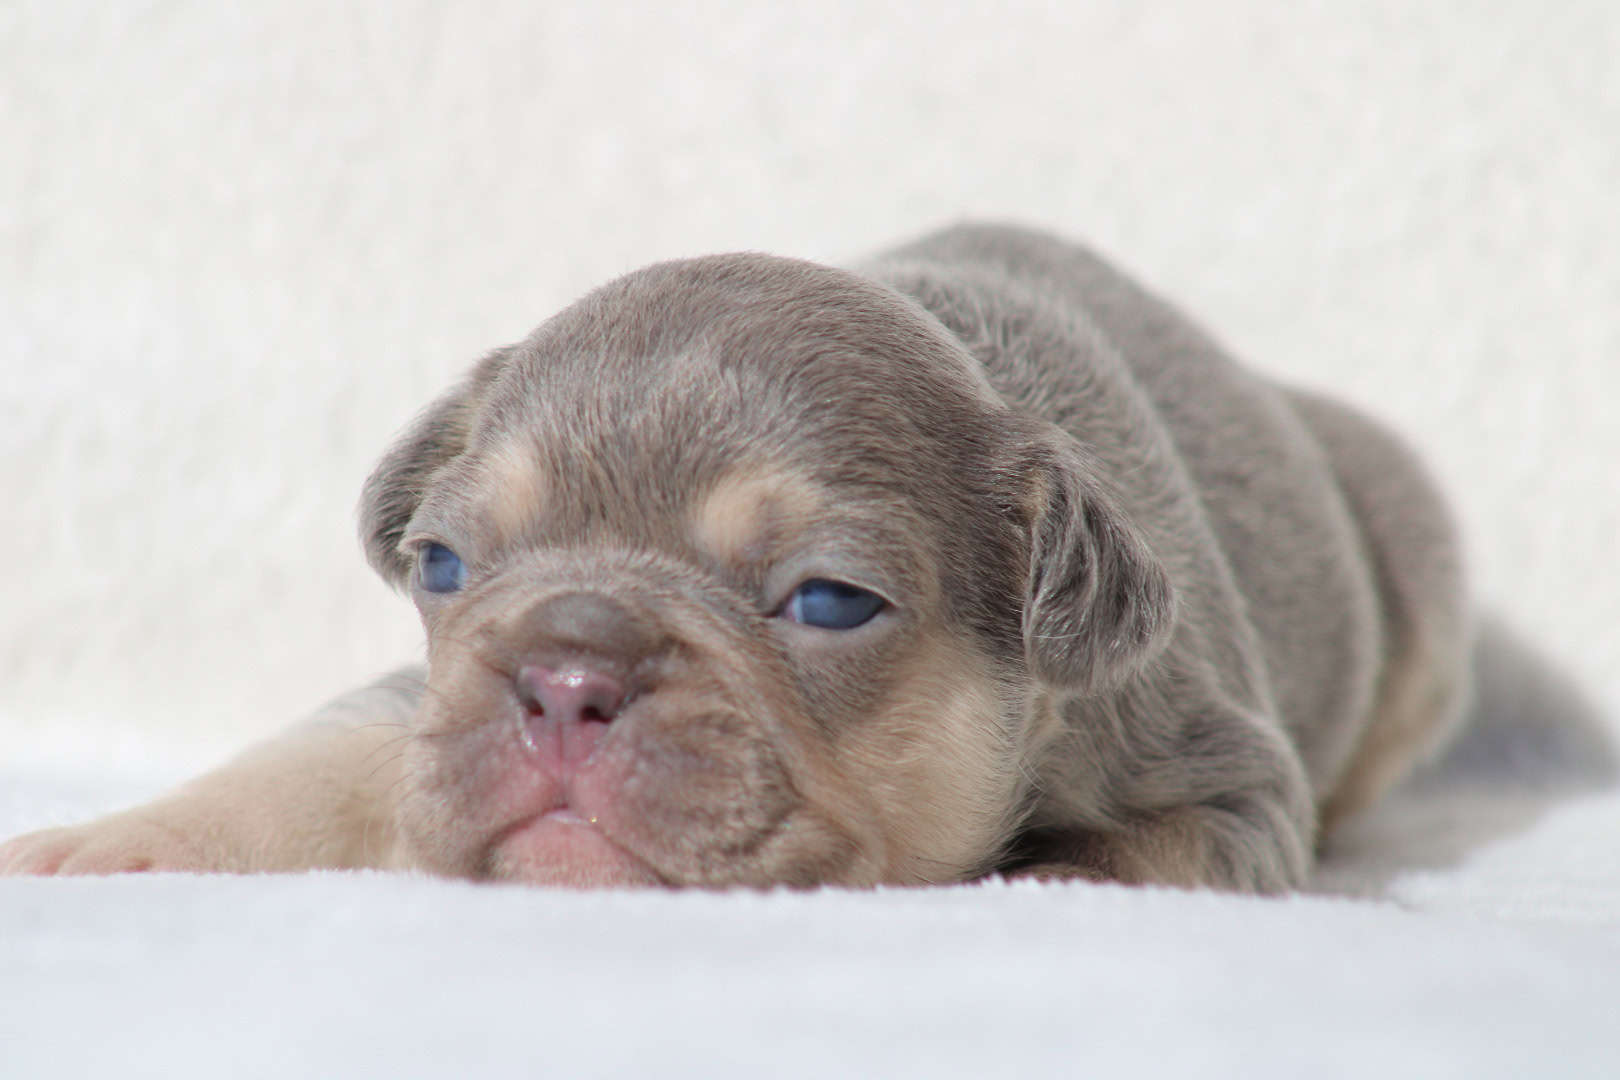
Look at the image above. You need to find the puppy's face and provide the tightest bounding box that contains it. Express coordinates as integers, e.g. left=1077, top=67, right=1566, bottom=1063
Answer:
left=360, top=255, right=1173, bottom=888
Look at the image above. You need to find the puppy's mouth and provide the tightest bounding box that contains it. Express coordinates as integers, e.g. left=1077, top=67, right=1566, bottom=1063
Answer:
left=474, top=714, right=672, bottom=887
left=483, top=805, right=666, bottom=887
left=403, top=674, right=808, bottom=888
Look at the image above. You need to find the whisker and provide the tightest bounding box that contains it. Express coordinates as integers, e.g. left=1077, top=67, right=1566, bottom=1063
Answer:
left=414, top=727, right=465, bottom=740
left=364, top=738, right=414, bottom=780
left=362, top=765, right=415, bottom=869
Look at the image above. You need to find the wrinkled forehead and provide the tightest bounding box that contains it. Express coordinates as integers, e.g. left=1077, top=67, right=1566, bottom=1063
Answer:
left=452, top=372, right=947, bottom=563
left=465, top=253, right=1006, bottom=519
left=402, top=255, right=1014, bottom=569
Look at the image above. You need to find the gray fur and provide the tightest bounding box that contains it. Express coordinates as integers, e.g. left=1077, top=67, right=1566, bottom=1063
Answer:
left=355, top=223, right=1468, bottom=890
left=865, top=225, right=1470, bottom=883
left=0, top=223, right=1475, bottom=893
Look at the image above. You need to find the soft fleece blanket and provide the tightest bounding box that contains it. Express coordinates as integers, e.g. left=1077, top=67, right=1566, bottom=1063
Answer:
left=5, top=2, right=1618, bottom=1077
left=5, top=720, right=1620, bottom=1078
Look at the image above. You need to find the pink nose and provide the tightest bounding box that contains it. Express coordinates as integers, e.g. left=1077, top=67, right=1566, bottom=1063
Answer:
left=516, top=664, right=626, bottom=725
left=514, top=664, right=627, bottom=768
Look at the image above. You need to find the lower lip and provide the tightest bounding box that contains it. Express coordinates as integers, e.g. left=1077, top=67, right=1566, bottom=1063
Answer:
left=491, top=813, right=660, bottom=887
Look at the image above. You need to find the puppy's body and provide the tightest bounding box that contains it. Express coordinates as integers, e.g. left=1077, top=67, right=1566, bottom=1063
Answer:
left=0, top=224, right=1470, bottom=892
left=874, top=227, right=1468, bottom=830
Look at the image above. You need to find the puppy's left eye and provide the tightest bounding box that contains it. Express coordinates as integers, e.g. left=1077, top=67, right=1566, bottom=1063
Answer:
left=781, top=579, right=887, bottom=630
left=418, top=542, right=467, bottom=594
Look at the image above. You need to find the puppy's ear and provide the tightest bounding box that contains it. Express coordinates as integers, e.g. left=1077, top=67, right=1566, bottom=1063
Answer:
left=1020, top=433, right=1176, bottom=695
left=358, top=348, right=511, bottom=588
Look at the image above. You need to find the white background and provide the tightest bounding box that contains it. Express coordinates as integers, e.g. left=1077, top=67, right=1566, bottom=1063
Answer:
left=4, top=1, right=1617, bottom=764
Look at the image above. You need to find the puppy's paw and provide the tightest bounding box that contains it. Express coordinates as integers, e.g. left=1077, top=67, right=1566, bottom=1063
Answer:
left=1091, top=804, right=1308, bottom=893
left=998, top=794, right=1311, bottom=894
left=0, top=812, right=212, bottom=877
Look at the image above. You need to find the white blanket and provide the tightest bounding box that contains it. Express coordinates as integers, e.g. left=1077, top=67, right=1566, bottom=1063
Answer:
left=5, top=743, right=1618, bottom=1078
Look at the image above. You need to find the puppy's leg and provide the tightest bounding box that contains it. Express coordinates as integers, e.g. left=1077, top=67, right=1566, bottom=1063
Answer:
left=1012, top=699, right=1316, bottom=893
left=1284, top=390, right=1472, bottom=830
left=0, top=668, right=425, bottom=876
left=1012, top=798, right=1306, bottom=891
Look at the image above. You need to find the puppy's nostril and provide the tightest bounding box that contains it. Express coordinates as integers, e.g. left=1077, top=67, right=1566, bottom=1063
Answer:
left=515, top=664, right=626, bottom=727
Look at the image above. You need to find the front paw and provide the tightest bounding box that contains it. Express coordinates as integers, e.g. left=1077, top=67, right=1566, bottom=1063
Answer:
left=1001, top=798, right=1311, bottom=894
left=0, top=812, right=211, bottom=876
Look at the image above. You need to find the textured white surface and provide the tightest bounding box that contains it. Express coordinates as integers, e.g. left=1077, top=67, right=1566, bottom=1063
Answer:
left=3, top=758, right=1618, bottom=1078
left=4, top=2, right=1619, bottom=1076
left=2, top=866, right=1618, bottom=1080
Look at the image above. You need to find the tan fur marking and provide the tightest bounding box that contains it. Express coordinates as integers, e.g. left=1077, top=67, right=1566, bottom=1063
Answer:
left=691, top=466, right=827, bottom=565
left=1320, top=638, right=1467, bottom=831
left=480, top=440, right=548, bottom=546
left=837, top=635, right=1020, bottom=884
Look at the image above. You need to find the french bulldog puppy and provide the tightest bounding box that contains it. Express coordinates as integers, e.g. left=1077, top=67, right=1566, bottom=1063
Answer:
left=0, top=224, right=1471, bottom=892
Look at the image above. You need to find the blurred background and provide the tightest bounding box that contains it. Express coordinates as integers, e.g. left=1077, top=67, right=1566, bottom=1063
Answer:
left=3, top=1, right=1615, bottom=768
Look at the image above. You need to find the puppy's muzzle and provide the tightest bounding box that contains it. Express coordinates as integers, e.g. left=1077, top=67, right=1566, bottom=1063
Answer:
left=505, top=590, right=666, bottom=775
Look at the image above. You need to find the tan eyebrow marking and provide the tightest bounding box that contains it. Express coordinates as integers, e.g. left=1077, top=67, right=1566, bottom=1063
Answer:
left=479, top=439, right=549, bottom=546
left=691, top=465, right=828, bottom=566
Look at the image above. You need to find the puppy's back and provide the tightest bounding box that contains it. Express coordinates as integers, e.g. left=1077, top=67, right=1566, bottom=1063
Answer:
left=865, top=223, right=1469, bottom=813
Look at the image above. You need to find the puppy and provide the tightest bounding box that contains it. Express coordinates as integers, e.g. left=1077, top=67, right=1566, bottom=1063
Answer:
left=0, top=223, right=1471, bottom=892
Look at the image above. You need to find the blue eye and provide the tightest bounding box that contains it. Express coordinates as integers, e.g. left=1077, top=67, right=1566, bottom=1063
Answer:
left=418, top=543, right=466, bottom=594
left=782, top=579, right=887, bottom=630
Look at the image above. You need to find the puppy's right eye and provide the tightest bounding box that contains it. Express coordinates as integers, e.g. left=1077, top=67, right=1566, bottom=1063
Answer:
left=418, top=543, right=466, bottom=594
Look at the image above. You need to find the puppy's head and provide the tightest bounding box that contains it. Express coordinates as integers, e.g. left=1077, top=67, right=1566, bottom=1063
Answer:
left=360, top=254, right=1173, bottom=888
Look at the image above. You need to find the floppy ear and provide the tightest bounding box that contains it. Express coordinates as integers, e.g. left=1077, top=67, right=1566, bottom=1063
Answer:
left=1021, top=433, right=1177, bottom=695
left=358, top=348, right=512, bottom=587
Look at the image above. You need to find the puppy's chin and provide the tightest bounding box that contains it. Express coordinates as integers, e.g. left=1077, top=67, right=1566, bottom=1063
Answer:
left=483, top=814, right=665, bottom=888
